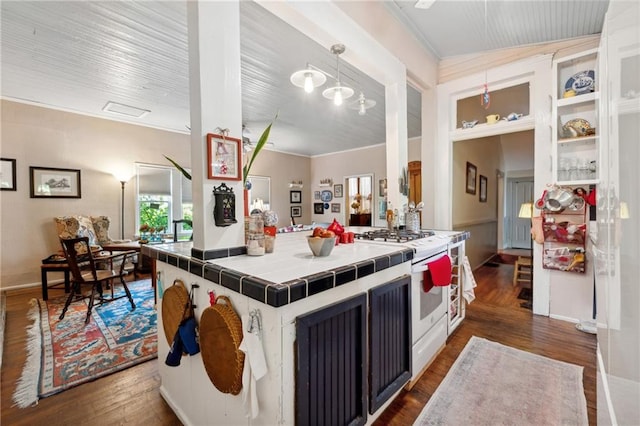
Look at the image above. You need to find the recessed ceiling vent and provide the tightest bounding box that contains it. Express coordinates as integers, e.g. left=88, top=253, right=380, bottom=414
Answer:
left=102, top=101, right=150, bottom=118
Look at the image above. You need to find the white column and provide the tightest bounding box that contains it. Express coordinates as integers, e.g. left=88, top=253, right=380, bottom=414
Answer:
left=187, top=2, right=244, bottom=251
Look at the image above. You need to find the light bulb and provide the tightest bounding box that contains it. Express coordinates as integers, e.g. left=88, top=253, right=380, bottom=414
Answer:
left=304, top=73, right=314, bottom=93
left=358, top=101, right=366, bottom=116
left=333, top=88, right=343, bottom=106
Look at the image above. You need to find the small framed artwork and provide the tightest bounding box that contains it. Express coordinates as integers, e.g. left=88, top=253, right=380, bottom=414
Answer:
left=379, top=178, right=387, bottom=197
left=378, top=200, right=387, bottom=219
left=290, top=206, right=302, bottom=217
left=331, top=203, right=340, bottom=213
left=334, top=184, right=343, bottom=198
left=207, top=133, right=242, bottom=180
left=290, top=190, right=302, bottom=203
left=313, top=202, right=324, bottom=214
left=479, top=175, right=488, bottom=202
left=0, top=158, right=17, bottom=191
left=314, top=191, right=321, bottom=200
left=466, top=161, right=477, bottom=195
left=30, top=166, right=81, bottom=198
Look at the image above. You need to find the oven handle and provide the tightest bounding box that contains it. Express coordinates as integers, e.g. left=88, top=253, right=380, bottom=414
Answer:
left=411, top=250, right=448, bottom=273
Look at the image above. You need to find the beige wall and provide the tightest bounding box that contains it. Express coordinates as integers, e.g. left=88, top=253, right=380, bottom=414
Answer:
left=453, top=136, right=503, bottom=268
left=0, top=100, right=312, bottom=289
left=310, top=144, right=387, bottom=228
left=247, top=149, right=311, bottom=227
left=0, top=100, right=190, bottom=288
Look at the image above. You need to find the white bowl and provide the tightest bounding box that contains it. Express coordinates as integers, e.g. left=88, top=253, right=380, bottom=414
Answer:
left=306, top=236, right=337, bottom=257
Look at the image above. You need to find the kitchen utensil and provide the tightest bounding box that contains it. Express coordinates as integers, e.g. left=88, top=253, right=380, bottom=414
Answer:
left=568, top=196, right=585, bottom=211
left=535, top=190, right=547, bottom=209
left=415, top=201, right=424, bottom=210
left=567, top=252, right=585, bottom=271
left=545, top=187, right=574, bottom=211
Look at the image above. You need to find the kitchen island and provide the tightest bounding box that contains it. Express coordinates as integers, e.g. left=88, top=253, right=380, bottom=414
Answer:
left=144, top=229, right=467, bottom=425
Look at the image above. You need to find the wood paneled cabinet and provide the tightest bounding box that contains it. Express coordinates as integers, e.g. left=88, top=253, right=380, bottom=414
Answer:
left=295, top=276, right=412, bottom=424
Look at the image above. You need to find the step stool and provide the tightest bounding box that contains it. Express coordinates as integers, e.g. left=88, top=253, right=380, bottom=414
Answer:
left=513, top=256, right=532, bottom=287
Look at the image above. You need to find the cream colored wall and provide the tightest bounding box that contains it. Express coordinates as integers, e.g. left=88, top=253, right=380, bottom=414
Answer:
left=0, top=100, right=325, bottom=289
left=452, top=136, right=503, bottom=267
left=0, top=100, right=191, bottom=288
left=310, top=144, right=386, bottom=228
left=247, top=149, right=311, bottom=226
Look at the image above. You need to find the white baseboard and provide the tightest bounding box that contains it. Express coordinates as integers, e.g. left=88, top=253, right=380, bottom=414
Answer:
left=1, top=281, right=43, bottom=292
left=549, top=313, right=580, bottom=324
left=159, top=385, right=192, bottom=426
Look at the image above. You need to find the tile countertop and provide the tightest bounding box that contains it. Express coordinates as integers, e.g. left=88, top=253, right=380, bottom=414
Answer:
left=142, top=232, right=414, bottom=307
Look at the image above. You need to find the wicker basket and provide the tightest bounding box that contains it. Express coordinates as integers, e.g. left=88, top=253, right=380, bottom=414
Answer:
left=199, top=295, right=245, bottom=395
left=161, top=279, right=190, bottom=348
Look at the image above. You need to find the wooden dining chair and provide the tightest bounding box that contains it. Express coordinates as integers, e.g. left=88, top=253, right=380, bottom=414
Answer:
left=59, top=237, right=136, bottom=324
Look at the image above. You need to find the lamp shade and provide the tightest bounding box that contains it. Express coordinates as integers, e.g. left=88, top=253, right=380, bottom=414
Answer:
left=348, top=92, right=376, bottom=115
left=518, top=202, right=533, bottom=219
left=290, top=68, right=326, bottom=93
left=322, top=84, right=354, bottom=105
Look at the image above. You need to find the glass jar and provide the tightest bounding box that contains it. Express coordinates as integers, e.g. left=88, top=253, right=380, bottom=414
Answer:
left=248, top=213, right=264, bottom=235
left=247, top=234, right=265, bottom=256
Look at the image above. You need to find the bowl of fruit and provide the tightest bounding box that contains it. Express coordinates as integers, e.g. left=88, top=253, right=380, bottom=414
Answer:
left=307, top=227, right=337, bottom=257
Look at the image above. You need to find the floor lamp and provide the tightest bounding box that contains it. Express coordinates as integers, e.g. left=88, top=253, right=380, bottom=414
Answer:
left=120, top=180, right=126, bottom=240
left=518, top=202, right=534, bottom=310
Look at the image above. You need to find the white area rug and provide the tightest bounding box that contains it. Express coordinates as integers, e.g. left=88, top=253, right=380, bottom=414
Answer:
left=414, top=336, right=588, bottom=426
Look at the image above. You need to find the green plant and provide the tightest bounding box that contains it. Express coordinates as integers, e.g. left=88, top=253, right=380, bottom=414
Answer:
left=164, top=155, right=191, bottom=180
left=243, top=114, right=277, bottom=186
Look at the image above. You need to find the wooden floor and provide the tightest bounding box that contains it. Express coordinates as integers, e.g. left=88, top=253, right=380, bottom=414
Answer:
left=1, top=263, right=596, bottom=425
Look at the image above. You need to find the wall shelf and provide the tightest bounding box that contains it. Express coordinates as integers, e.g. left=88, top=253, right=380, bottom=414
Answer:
left=450, top=115, right=536, bottom=142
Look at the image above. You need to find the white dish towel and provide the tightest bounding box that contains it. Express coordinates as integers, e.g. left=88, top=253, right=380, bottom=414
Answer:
left=239, top=314, right=268, bottom=419
left=462, top=255, right=477, bottom=303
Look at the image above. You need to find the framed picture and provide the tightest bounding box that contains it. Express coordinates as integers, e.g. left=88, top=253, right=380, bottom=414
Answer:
left=466, top=162, right=477, bottom=195
left=207, top=133, right=241, bottom=180
left=379, top=178, right=387, bottom=197
left=313, top=202, right=324, bottom=214
left=378, top=200, right=387, bottom=219
left=30, top=166, right=81, bottom=198
left=479, top=175, right=488, bottom=202
left=314, top=191, right=321, bottom=200
left=290, top=190, right=302, bottom=203
left=0, top=158, right=17, bottom=191
left=290, top=206, right=302, bottom=217
left=334, top=184, right=343, bottom=198
left=331, top=203, right=340, bottom=213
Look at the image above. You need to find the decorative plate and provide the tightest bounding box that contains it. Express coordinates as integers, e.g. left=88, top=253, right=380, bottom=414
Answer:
left=320, top=190, right=333, bottom=202
left=564, top=70, right=595, bottom=95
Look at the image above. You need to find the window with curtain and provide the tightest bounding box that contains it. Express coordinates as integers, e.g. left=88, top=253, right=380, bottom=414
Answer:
left=136, top=164, right=192, bottom=240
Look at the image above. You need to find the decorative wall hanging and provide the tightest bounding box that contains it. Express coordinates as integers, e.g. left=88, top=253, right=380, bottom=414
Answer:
left=334, top=184, right=343, bottom=198
left=30, top=166, right=81, bottom=198
left=207, top=131, right=241, bottom=181
left=290, top=190, right=302, bottom=203
left=213, top=182, right=237, bottom=227
left=479, top=175, right=488, bottom=202
left=0, top=158, right=16, bottom=191
left=466, top=162, right=477, bottom=195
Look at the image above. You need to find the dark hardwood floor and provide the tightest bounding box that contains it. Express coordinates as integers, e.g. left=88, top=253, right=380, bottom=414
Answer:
left=1, top=263, right=596, bottom=425
left=374, top=262, right=597, bottom=426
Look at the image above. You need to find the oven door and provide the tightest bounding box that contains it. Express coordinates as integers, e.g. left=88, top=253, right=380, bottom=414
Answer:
left=411, top=250, right=449, bottom=345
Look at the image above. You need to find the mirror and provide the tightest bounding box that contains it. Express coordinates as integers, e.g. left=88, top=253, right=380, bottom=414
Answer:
left=246, top=175, right=270, bottom=212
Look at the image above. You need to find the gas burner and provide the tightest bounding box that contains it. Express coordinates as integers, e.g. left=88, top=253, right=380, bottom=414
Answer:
left=354, top=229, right=434, bottom=243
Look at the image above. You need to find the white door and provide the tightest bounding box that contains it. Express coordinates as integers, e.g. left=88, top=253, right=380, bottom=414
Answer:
left=509, top=179, right=533, bottom=249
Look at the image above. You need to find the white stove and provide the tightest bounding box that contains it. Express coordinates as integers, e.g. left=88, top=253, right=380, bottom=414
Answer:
left=353, top=228, right=451, bottom=259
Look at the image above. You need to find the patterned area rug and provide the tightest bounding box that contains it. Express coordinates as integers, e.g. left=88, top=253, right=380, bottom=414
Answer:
left=414, top=336, right=587, bottom=425
left=13, top=280, right=157, bottom=408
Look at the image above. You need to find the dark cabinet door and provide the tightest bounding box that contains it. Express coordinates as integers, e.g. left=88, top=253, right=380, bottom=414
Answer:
left=296, top=293, right=368, bottom=426
left=369, top=275, right=412, bottom=414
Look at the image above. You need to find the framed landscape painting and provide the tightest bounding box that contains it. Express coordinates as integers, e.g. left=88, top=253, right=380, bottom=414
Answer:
left=30, top=166, right=81, bottom=198
left=0, top=158, right=16, bottom=191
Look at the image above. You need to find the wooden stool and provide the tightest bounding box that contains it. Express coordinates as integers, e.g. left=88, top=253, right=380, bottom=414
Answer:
left=513, top=256, right=532, bottom=287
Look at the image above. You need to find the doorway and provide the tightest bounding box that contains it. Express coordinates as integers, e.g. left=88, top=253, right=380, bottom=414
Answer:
left=508, top=178, right=534, bottom=249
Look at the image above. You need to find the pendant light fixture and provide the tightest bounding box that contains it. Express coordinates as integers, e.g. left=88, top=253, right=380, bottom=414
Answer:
left=290, top=65, right=326, bottom=93
left=321, top=44, right=354, bottom=106
left=290, top=43, right=368, bottom=113
left=348, top=92, right=377, bottom=116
